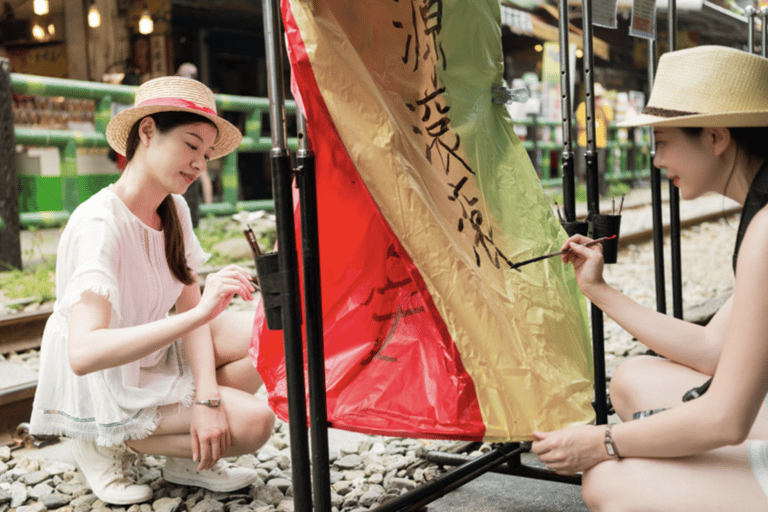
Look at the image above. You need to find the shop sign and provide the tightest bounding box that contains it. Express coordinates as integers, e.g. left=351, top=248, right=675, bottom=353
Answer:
left=500, top=5, right=533, bottom=35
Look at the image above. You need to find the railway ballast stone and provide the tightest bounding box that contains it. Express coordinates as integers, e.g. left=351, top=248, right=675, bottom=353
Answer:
left=1, top=420, right=456, bottom=512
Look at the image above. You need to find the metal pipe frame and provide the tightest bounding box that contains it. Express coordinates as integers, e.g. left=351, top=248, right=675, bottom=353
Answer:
left=647, top=40, right=668, bottom=315
left=262, top=1, right=313, bottom=512
left=558, top=0, right=577, bottom=222
left=667, top=0, right=684, bottom=320
left=296, top=111, right=333, bottom=512
left=581, top=0, right=609, bottom=425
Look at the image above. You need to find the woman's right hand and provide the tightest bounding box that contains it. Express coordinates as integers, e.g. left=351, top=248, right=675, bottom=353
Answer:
left=560, top=234, right=607, bottom=295
left=196, top=264, right=255, bottom=322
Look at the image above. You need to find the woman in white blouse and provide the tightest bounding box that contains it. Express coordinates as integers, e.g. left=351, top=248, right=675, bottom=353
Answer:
left=30, top=76, right=275, bottom=505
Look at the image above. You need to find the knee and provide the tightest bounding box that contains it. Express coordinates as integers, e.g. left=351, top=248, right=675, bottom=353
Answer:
left=581, top=460, right=624, bottom=512
left=609, top=355, right=656, bottom=415
left=235, top=400, right=276, bottom=453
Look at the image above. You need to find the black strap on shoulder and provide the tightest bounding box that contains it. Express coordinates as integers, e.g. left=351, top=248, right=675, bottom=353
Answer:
left=733, top=161, right=768, bottom=272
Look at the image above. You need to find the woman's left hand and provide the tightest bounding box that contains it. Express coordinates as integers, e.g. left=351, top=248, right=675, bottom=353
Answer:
left=531, top=425, right=610, bottom=474
left=190, top=402, right=232, bottom=470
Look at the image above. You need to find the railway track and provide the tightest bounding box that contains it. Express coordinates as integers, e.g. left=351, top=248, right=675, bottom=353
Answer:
left=0, top=200, right=742, bottom=442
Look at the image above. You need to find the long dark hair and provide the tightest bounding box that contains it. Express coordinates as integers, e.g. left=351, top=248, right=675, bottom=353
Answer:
left=124, top=111, right=217, bottom=285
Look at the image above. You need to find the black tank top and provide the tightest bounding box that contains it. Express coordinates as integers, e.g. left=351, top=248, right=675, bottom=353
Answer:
left=733, top=161, right=768, bottom=272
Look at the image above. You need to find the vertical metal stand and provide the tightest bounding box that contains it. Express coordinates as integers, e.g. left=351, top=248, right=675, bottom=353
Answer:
left=262, top=1, right=313, bottom=511
left=647, top=41, right=667, bottom=315
left=667, top=0, right=684, bottom=320
left=296, top=112, right=333, bottom=512
left=581, top=0, right=608, bottom=425
left=746, top=6, right=757, bottom=54
left=558, top=0, right=577, bottom=222
left=762, top=6, right=768, bottom=58
left=0, top=58, right=21, bottom=271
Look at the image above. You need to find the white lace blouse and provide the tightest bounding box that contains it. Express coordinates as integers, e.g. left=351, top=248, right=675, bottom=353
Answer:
left=30, top=187, right=209, bottom=446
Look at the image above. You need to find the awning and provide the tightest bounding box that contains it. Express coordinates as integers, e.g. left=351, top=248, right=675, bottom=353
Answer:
left=501, top=4, right=611, bottom=60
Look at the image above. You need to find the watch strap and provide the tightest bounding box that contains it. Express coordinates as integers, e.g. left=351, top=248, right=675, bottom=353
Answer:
left=194, top=398, right=221, bottom=408
left=604, top=424, right=622, bottom=459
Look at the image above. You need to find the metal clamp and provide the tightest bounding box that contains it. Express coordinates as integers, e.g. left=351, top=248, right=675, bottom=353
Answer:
left=491, top=85, right=530, bottom=105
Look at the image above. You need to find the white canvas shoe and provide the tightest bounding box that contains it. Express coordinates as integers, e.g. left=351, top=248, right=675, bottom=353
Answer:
left=71, top=439, right=153, bottom=505
left=162, top=457, right=259, bottom=492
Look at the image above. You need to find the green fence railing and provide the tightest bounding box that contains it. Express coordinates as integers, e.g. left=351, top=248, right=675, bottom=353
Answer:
left=12, top=73, right=297, bottom=227
left=11, top=75, right=652, bottom=227
left=514, top=116, right=652, bottom=189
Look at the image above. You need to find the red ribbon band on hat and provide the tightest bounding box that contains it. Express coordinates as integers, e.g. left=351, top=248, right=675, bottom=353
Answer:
left=137, top=97, right=217, bottom=116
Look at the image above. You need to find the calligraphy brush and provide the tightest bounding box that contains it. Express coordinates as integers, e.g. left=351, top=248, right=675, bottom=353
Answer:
left=243, top=224, right=262, bottom=287
left=509, top=235, right=617, bottom=271
left=243, top=224, right=263, bottom=257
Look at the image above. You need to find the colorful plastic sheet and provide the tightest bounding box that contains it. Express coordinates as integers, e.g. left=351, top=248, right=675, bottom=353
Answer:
left=250, top=0, right=594, bottom=441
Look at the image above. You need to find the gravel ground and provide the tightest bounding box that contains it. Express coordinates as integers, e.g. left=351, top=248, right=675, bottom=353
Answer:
left=0, top=198, right=742, bottom=512
left=602, top=213, right=737, bottom=373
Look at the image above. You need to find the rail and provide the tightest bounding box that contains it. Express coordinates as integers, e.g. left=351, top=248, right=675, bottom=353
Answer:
left=11, top=73, right=299, bottom=227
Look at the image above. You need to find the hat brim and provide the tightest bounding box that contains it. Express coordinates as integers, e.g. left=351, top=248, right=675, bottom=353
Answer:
left=106, top=104, right=242, bottom=161
left=617, top=111, right=768, bottom=128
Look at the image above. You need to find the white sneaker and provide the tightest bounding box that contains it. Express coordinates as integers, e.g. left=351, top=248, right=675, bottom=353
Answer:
left=71, top=439, right=153, bottom=505
left=162, top=457, right=259, bottom=492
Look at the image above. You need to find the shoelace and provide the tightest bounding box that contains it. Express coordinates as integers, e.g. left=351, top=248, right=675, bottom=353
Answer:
left=103, top=445, right=142, bottom=487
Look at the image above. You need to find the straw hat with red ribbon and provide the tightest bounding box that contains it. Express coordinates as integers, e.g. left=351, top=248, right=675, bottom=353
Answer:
left=106, top=76, right=242, bottom=160
left=619, top=45, right=768, bottom=128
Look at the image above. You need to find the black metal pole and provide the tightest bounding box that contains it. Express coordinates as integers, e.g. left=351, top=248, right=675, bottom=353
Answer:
left=581, top=0, right=607, bottom=425
left=0, top=58, right=21, bottom=271
left=667, top=0, right=684, bottom=320
left=370, top=444, right=527, bottom=512
left=296, top=112, right=332, bottom=512
left=558, top=0, right=576, bottom=222
left=647, top=41, right=667, bottom=314
left=262, top=1, right=313, bottom=511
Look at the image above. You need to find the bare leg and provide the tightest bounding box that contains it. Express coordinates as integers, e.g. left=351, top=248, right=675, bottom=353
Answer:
left=126, top=386, right=274, bottom=457
left=209, top=309, right=263, bottom=393
left=610, top=355, right=768, bottom=439
left=127, top=309, right=273, bottom=456
left=582, top=444, right=768, bottom=512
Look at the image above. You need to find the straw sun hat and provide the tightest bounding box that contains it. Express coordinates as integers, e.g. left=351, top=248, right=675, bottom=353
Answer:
left=106, top=76, right=242, bottom=160
left=619, top=45, right=768, bottom=128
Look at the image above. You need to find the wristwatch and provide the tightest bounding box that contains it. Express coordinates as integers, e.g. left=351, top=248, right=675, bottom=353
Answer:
left=194, top=398, right=221, bottom=408
left=604, top=424, right=622, bottom=459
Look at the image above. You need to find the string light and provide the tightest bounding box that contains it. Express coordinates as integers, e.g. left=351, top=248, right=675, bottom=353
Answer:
left=32, top=0, right=48, bottom=15
left=138, top=8, right=153, bottom=34
left=32, top=22, right=45, bottom=39
left=88, top=1, right=101, bottom=28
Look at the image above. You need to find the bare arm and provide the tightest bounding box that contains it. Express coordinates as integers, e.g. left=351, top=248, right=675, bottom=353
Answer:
left=534, top=211, right=768, bottom=473
left=563, top=235, right=729, bottom=374
left=68, top=265, right=255, bottom=376
left=68, top=291, right=208, bottom=376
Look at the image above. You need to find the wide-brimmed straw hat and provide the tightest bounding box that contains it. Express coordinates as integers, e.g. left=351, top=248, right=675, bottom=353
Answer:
left=618, top=45, right=768, bottom=128
left=106, top=76, right=242, bottom=160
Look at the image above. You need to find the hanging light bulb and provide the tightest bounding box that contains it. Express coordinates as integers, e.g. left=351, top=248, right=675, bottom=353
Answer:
left=138, top=9, right=153, bottom=34
left=47, top=23, right=55, bottom=36
left=32, top=0, right=48, bottom=15
left=88, top=2, right=101, bottom=28
left=32, top=22, right=46, bottom=40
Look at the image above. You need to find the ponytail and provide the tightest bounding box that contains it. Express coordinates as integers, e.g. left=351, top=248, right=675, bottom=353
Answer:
left=158, top=195, right=195, bottom=285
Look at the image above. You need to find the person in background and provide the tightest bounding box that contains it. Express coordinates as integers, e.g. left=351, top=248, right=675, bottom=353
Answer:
left=30, top=76, right=274, bottom=505
left=575, top=82, right=613, bottom=194
left=532, top=45, right=768, bottom=511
